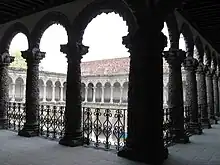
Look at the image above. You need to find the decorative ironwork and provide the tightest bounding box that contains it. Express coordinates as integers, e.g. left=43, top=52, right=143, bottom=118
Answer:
left=163, top=107, right=173, bottom=147
left=39, top=104, right=65, bottom=140
left=82, top=107, right=126, bottom=151
left=7, top=102, right=25, bottom=131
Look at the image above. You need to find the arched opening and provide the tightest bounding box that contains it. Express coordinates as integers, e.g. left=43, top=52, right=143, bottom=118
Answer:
left=39, top=24, right=68, bottom=74
left=15, top=77, right=24, bottom=102
left=87, top=83, right=94, bottom=102
left=39, top=79, right=44, bottom=101
left=55, top=81, right=61, bottom=101
left=104, top=82, right=111, bottom=103
left=46, top=80, right=53, bottom=102
left=122, top=82, right=128, bottom=103
left=81, top=83, right=86, bottom=102
left=95, top=82, right=102, bottom=102
left=113, top=82, right=121, bottom=103
left=9, top=33, right=28, bottom=69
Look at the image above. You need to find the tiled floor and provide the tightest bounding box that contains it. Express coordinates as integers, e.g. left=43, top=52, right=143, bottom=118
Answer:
left=1, top=124, right=220, bottom=165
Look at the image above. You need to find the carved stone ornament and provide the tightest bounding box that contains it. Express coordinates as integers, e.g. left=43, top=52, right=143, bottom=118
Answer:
left=196, top=62, right=205, bottom=74
left=60, top=42, right=89, bottom=63
left=21, top=48, right=45, bottom=64
left=0, top=52, right=14, bottom=66
left=183, top=56, right=199, bottom=71
left=163, top=48, right=186, bottom=67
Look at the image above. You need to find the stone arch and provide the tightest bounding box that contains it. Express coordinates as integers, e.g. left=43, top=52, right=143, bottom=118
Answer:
left=55, top=81, right=61, bottom=101
left=71, top=0, right=137, bottom=45
left=122, top=82, right=128, bottom=103
left=39, top=79, right=44, bottom=101
left=204, top=45, right=211, bottom=66
left=0, top=22, right=30, bottom=54
left=95, top=82, right=102, bottom=102
left=180, top=23, right=194, bottom=56
left=194, top=36, right=204, bottom=62
left=87, top=83, right=94, bottom=102
left=104, top=82, right=111, bottom=103
left=46, top=80, right=53, bottom=101
left=165, top=13, right=180, bottom=49
left=113, top=82, right=121, bottom=103
left=15, top=77, right=24, bottom=101
left=211, top=52, right=217, bottom=70
left=31, top=11, right=71, bottom=48
left=81, top=83, right=86, bottom=102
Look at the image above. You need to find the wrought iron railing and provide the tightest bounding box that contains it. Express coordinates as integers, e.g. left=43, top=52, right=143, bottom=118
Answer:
left=7, top=102, right=26, bottom=132
left=39, top=105, right=65, bottom=140
left=163, top=107, right=173, bottom=147
left=82, top=107, right=127, bottom=151
left=7, top=101, right=198, bottom=150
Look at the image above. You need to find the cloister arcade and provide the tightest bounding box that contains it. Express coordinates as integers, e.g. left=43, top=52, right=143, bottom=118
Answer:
left=0, top=0, right=219, bottom=164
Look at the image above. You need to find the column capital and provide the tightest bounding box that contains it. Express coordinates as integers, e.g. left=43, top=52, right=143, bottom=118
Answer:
left=21, top=48, right=45, bottom=64
left=196, top=62, right=205, bottom=74
left=204, top=65, right=214, bottom=77
left=60, top=42, right=89, bottom=63
left=0, top=52, right=14, bottom=66
left=163, top=48, right=186, bottom=67
left=183, top=56, right=198, bottom=71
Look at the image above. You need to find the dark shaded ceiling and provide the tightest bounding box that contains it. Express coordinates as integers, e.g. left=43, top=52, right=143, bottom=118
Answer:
left=0, top=0, right=219, bottom=52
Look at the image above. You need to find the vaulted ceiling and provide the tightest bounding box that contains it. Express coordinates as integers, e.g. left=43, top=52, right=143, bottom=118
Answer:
left=0, top=0, right=219, bottom=52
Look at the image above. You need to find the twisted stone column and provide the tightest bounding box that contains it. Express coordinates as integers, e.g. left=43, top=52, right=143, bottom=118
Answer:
left=118, top=27, right=168, bottom=164
left=164, top=49, right=189, bottom=143
left=213, top=73, right=219, bottom=122
left=59, top=42, right=89, bottom=147
left=183, top=56, right=202, bottom=134
left=196, top=63, right=211, bottom=128
left=18, top=48, right=45, bottom=137
left=205, top=66, right=215, bottom=124
left=0, top=53, right=14, bottom=129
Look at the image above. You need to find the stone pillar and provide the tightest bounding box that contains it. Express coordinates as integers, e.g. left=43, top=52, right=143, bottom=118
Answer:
left=51, top=84, right=55, bottom=102
left=213, top=73, right=219, bottom=121
left=218, top=76, right=220, bottom=115
left=11, top=83, right=15, bottom=102
left=110, top=85, right=113, bottom=103
left=59, top=42, right=89, bottom=147
left=196, top=63, right=211, bottom=128
left=93, top=87, right=96, bottom=103
left=85, top=86, right=88, bottom=102
left=22, top=84, right=26, bottom=102
left=0, top=53, right=14, bottom=129
left=164, top=49, right=189, bottom=143
left=43, top=85, right=46, bottom=102
left=205, top=66, right=215, bottom=124
left=18, top=48, right=45, bottom=137
left=118, top=25, right=168, bottom=163
left=119, top=86, right=123, bottom=104
left=60, top=85, right=64, bottom=102
left=183, top=56, right=202, bottom=134
left=101, top=86, right=104, bottom=103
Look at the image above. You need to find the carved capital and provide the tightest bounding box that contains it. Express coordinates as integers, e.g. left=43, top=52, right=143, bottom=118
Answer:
left=0, top=52, right=14, bottom=66
left=204, top=65, right=214, bottom=77
left=60, top=42, right=89, bottom=63
left=163, top=48, right=186, bottom=67
left=196, top=62, right=205, bottom=74
left=21, top=48, right=45, bottom=64
left=183, top=56, right=198, bottom=71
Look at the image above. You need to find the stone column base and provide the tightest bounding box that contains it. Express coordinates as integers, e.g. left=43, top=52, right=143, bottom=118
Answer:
left=118, top=145, right=168, bottom=164
left=201, top=118, right=212, bottom=129
left=188, top=122, right=203, bottom=135
left=59, top=135, right=83, bottom=147
left=172, top=129, right=190, bottom=144
left=0, top=118, right=8, bottom=129
left=18, top=123, right=39, bottom=137
left=209, top=116, right=218, bottom=124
